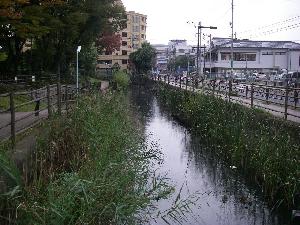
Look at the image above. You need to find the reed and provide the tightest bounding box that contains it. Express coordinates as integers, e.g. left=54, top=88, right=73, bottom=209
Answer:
left=157, top=83, right=300, bottom=209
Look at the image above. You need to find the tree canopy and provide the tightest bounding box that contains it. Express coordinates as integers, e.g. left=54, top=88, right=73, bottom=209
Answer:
left=0, top=0, right=126, bottom=78
left=129, top=42, right=156, bottom=74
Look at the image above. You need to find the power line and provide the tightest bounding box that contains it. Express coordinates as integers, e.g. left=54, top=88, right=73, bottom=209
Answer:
left=239, top=15, right=300, bottom=34
left=247, top=22, right=300, bottom=38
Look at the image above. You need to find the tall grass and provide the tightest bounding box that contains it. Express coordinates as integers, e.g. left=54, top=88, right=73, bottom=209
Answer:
left=157, top=83, right=300, bottom=209
left=0, top=92, right=174, bottom=224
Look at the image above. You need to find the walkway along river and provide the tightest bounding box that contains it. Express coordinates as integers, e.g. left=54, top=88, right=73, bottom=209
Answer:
left=129, top=87, right=290, bottom=225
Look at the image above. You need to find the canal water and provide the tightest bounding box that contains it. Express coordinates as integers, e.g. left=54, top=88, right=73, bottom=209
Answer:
left=130, top=87, right=289, bottom=225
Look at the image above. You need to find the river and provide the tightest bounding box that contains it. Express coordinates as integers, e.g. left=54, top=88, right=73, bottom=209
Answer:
left=130, top=87, right=289, bottom=225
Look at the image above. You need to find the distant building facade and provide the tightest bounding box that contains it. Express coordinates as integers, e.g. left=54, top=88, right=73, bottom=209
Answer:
left=207, top=37, right=300, bottom=73
left=97, top=7, right=147, bottom=72
left=152, top=44, right=168, bottom=71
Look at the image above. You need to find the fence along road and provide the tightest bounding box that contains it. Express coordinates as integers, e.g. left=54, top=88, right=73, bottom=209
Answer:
left=0, top=84, right=76, bottom=147
left=154, top=76, right=300, bottom=124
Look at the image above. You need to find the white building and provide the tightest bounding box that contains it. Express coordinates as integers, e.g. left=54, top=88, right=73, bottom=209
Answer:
left=207, top=38, right=300, bottom=74
left=168, top=40, right=196, bottom=57
left=152, top=44, right=168, bottom=71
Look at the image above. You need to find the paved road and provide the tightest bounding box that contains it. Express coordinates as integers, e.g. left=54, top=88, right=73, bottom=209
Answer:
left=164, top=80, right=300, bottom=123
left=0, top=110, right=48, bottom=140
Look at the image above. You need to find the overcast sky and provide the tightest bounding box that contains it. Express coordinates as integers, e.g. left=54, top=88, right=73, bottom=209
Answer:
left=122, top=0, right=300, bottom=45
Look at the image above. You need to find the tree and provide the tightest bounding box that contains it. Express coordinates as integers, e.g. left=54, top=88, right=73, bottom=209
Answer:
left=174, top=55, right=195, bottom=70
left=129, top=42, right=156, bottom=74
left=0, top=0, right=126, bottom=78
left=96, top=32, right=121, bottom=54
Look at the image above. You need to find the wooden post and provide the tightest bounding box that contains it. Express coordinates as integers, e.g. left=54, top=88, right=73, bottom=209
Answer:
left=47, top=85, right=52, bottom=118
left=167, top=74, right=170, bottom=85
left=284, top=87, right=289, bottom=120
left=65, top=85, right=68, bottom=112
left=57, top=82, right=62, bottom=115
left=251, top=84, right=254, bottom=108
left=212, top=80, right=216, bottom=96
left=245, top=85, right=248, bottom=99
left=10, top=93, right=16, bottom=148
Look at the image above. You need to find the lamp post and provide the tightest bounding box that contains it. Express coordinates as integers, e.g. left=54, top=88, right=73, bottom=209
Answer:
left=76, top=45, right=81, bottom=94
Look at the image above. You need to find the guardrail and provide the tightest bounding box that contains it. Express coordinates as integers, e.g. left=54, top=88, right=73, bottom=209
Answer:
left=0, top=83, right=78, bottom=147
left=153, top=75, right=300, bottom=122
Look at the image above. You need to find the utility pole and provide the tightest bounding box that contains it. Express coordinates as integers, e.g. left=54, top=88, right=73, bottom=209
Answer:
left=231, top=0, right=234, bottom=79
left=209, top=34, right=212, bottom=75
left=196, top=22, right=201, bottom=77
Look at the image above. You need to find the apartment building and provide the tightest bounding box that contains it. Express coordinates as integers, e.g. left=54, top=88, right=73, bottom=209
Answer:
left=207, top=37, right=300, bottom=73
left=97, top=9, right=147, bottom=72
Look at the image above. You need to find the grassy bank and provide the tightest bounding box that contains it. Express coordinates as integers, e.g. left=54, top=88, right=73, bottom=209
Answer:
left=157, top=83, right=300, bottom=209
left=0, top=91, right=173, bottom=224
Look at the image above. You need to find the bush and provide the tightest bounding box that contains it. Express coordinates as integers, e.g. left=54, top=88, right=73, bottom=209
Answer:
left=113, top=71, right=130, bottom=90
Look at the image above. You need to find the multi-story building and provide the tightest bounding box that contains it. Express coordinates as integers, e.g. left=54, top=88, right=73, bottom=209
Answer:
left=152, top=44, right=168, bottom=71
left=207, top=37, right=300, bottom=74
left=97, top=8, right=147, bottom=72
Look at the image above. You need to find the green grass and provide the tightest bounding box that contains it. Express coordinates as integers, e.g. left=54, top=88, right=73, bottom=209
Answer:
left=0, top=95, right=47, bottom=112
left=0, top=92, right=174, bottom=224
left=157, top=83, right=300, bottom=209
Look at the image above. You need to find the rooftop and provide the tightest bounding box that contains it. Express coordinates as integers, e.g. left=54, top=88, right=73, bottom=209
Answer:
left=212, top=37, right=300, bottom=50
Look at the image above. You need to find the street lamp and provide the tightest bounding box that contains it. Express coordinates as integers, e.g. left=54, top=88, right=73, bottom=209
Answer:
left=76, top=45, right=81, bottom=94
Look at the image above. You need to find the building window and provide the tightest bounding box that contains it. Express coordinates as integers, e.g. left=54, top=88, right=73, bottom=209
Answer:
left=122, top=32, right=127, bottom=37
left=141, top=34, right=144, bottom=39
left=122, top=50, right=127, bottom=55
left=262, top=52, right=273, bottom=55
left=221, top=52, right=231, bottom=60
left=122, top=41, right=127, bottom=46
left=299, top=56, right=300, bottom=66
left=141, top=25, right=145, bottom=30
left=122, top=59, right=128, bottom=64
left=178, top=49, right=185, bottom=53
left=133, top=25, right=140, bottom=32
left=275, top=52, right=286, bottom=55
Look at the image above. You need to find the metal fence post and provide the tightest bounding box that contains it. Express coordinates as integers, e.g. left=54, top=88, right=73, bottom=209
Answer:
left=266, top=87, right=270, bottom=104
left=179, top=75, right=182, bottom=89
left=47, top=85, right=52, bottom=118
left=245, top=85, right=248, bottom=99
left=212, top=80, right=216, bottom=96
left=251, top=84, right=254, bottom=108
left=294, top=89, right=298, bottom=109
left=185, top=77, right=188, bottom=90
left=284, top=87, right=289, bottom=120
left=10, top=93, right=15, bottom=148
left=168, top=74, right=170, bottom=85
left=57, top=82, right=62, bottom=115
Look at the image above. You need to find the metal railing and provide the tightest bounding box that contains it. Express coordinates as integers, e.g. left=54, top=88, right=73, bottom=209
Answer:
left=153, top=75, right=300, bottom=122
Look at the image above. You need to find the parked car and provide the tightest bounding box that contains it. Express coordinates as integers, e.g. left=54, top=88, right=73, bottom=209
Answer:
left=257, top=72, right=267, bottom=80
left=233, top=73, right=247, bottom=82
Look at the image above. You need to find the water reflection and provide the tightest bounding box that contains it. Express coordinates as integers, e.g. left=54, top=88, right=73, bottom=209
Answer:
left=129, top=87, right=289, bottom=225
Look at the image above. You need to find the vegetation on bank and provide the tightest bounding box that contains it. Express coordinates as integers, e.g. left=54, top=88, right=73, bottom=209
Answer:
left=0, top=92, right=174, bottom=224
left=157, top=83, right=300, bottom=209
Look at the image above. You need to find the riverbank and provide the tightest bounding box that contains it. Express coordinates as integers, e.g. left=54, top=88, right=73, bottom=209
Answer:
left=0, top=91, right=172, bottom=224
left=156, top=82, right=300, bottom=210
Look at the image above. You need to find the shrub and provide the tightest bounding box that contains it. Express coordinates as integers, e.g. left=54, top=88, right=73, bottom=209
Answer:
left=113, top=71, right=130, bottom=90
